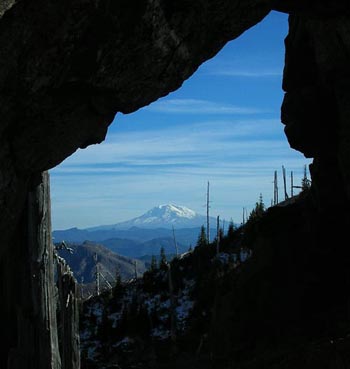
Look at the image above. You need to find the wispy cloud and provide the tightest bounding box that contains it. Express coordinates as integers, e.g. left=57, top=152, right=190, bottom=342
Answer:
left=50, top=11, right=298, bottom=230
left=50, top=117, right=311, bottom=229
left=50, top=156, right=310, bottom=229
left=143, top=99, right=264, bottom=114
left=210, top=69, right=282, bottom=78
left=199, top=59, right=282, bottom=78
left=52, top=119, right=285, bottom=168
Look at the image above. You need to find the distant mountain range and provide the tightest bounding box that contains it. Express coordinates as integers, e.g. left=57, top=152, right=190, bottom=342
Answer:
left=53, top=204, right=226, bottom=258
left=101, top=236, right=188, bottom=257
left=86, top=204, right=216, bottom=230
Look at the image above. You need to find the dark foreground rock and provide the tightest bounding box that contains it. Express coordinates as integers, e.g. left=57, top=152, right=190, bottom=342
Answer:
left=1, top=1, right=350, bottom=368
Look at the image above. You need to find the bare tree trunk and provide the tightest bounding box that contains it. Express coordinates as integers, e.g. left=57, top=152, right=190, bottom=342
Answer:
left=207, top=181, right=210, bottom=243
left=57, top=257, right=81, bottom=369
left=7, top=172, right=61, bottom=369
left=1, top=171, right=81, bottom=369
left=216, top=215, right=220, bottom=254
left=172, top=225, right=179, bottom=257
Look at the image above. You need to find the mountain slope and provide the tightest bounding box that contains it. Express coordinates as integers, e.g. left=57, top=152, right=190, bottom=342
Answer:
left=87, top=204, right=216, bottom=230
left=53, top=226, right=216, bottom=245
left=53, top=227, right=218, bottom=258
left=79, top=220, right=249, bottom=369
left=81, top=191, right=350, bottom=369
left=57, top=241, right=147, bottom=285
left=53, top=204, right=227, bottom=258
left=102, top=236, right=187, bottom=258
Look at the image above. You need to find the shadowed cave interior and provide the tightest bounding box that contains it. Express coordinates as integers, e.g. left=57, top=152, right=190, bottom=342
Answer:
left=1, top=1, right=350, bottom=368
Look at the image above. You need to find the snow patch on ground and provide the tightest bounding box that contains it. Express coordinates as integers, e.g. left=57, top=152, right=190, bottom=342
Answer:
left=151, top=328, right=171, bottom=339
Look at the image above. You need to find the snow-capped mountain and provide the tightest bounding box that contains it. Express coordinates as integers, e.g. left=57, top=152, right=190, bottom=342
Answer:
left=87, top=204, right=215, bottom=230
left=134, top=204, right=197, bottom=225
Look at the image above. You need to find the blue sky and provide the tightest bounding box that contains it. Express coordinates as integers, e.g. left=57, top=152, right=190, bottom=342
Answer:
left=50, top=11, right=312, bottom=230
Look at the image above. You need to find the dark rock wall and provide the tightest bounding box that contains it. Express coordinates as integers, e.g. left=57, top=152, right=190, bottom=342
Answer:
left=282, top=13, right=350, bottom=211
left=209, top=9, right=350, bottom=367
left=1, top=0, right=350, bottom=367
left=210, top=192, right=350, bottom=368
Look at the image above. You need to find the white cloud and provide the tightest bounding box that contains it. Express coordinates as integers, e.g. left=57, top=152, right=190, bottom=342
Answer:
left=50, top=117, right=311, bottom=229
left=205, top=69, right=282, bottom=78
left=50, top=12, right=301, bottom=230
left=54, top=119, right=285, bottom=168
left=143, top=99, right=264, bottom=114
left=50, top=157, right=310, bottom=229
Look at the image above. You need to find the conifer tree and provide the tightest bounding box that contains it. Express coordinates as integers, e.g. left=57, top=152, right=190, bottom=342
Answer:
left=137, top=303, right=152, bottom=338
left=218, top=228, right=224, bottom=241
left=159, top=246, right=168, bottom=271
left=257, top=193, right=265, bottom=214
left=196, top=225, right=208, bottom=248
left=149, top=255, right=157, bottom=272
left=112, top=269, right=123, bottom=300
left=98, top=305, right=113, bottom=342
left=110, top=269, right=125, bottom=311
left=248, top=193, right=265, bottom=221
left=227, top=220, right=235, bottom=239
left=219, top=228, right=225, bottom=243
left=301, top=164, right=311, bottom=191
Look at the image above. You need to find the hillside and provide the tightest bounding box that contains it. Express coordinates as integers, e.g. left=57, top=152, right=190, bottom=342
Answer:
left=57, top=241, right=147, bottom=290
left=53, top=227, right=216, bottom=257
left=79, top=209, right=253, bottom=369
left=100, top=236, right=188, bottom=258
left=80, top=190, right=350, bottom=369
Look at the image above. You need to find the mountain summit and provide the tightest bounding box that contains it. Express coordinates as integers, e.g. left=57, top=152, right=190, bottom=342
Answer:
left=141, top=204, right=196, bottom=221
left=88, top=204, right=214, bottom=231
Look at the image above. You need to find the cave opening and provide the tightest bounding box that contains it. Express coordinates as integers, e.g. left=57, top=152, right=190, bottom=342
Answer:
left=2, top=1, right=350, bottom=367
left=47, top=15, right=314, bottom=365
left=50, top=10, right=311, bottom=234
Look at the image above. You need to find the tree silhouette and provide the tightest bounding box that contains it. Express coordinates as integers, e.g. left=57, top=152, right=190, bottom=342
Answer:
left=196, top=225, right=208, bottom=248
left=248, top=193, right=265, bottom=222
left=159, top=246, right=168, bottom=271
left=149, top=255, right=158, bottom=272
left=227, top=220, right=235, bottom=240
left=301, top=164, right=311, bottom=191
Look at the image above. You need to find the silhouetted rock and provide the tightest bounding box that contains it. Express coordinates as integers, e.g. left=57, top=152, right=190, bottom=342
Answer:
left=2, top=1, right=350, bottom=367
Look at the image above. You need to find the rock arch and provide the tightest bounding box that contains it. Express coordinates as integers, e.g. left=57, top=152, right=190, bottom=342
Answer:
left=1, top=0, right=350, bottom=367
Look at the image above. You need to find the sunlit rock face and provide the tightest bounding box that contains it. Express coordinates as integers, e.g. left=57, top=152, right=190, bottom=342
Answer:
left=0, top=0, right=270, bottom=248
left=0, top=0, right=16, bottom=17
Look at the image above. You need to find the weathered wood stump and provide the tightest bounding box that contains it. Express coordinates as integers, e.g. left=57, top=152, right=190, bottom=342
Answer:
left=57, top=255, right=81, bottom=369
left=0, top=172, right=80, bottom=368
